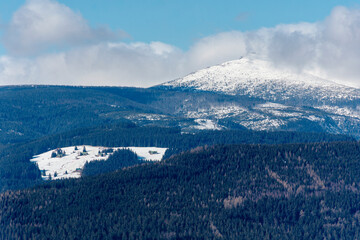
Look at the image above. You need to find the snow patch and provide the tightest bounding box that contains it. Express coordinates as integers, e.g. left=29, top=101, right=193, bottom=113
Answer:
left=256, top=102, right=289, bottom=109
left=193, top=119, right=223, bottom=130
left=306, top=115, right=323, bottom=122
left=186, top=105, right=247, bottom=119
left=240, top=118, right=285, bottom=131
left=7, top=130, right=23, bottom=136
left=316, top=105, right=360, bottom=119
left=125, top=113, right=168, bottom=121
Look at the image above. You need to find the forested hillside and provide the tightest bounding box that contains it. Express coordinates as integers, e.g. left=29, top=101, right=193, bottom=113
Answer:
left=0, top=86, right=161, bottom=145
left=1, top=85, right=360, bottom=148
left=2, top=142, right=360, bottom=239
left=0, top=123, right=353, bottom=192
left=0, top=85, right=255, bottom=146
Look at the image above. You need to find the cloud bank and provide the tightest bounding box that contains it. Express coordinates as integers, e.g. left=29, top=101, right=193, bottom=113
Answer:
left=1, top=1, right=360, bottom=88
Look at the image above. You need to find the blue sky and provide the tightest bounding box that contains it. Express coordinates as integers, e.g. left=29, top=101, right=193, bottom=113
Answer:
left=0, top=0, right=360, bottom=87
left=1, top=0, right=358, bottom=51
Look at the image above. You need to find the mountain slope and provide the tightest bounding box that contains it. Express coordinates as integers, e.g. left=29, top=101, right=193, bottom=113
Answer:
left=158, top=57, right=360, bottom=137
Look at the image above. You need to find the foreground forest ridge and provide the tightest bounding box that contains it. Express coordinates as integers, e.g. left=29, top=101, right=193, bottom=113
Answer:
left=2, top=143, right=360, bottom=239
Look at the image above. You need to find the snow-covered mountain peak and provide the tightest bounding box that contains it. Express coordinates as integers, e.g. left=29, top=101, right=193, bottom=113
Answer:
left=161, top=57, right=360, bottom=104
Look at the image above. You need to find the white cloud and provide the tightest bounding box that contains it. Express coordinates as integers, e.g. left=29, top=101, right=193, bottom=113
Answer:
left=2, top=0, right=120, bottom=56
left=0, top=42, right=184, bottom=87
left=1, top=2, right=360, bottom=88
left=184, top=6, right=360, bottom=87
left=316, top=6, right=360, bottom=85
left=186, top=31, right=248, bottom=70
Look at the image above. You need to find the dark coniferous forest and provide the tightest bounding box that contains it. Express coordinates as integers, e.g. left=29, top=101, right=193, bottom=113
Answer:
left=2, top=143, right=360, bottom=239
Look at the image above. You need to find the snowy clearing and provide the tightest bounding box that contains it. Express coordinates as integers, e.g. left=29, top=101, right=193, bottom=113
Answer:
left=30, top=146, right=167, bottom=180
left=193, top=119, right=223, bottom=130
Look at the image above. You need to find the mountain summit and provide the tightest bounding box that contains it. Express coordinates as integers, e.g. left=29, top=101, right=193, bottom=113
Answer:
left=162, top=57, right=360, bottom=105
left=158, top=57, right=360, bottom=137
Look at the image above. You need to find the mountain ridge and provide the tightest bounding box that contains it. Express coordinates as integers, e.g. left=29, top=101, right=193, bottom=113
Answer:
left=156, top=57, right=360, bottom=137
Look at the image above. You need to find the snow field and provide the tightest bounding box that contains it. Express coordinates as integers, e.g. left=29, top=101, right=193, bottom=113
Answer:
left=31, top=146, right=167, bottom=180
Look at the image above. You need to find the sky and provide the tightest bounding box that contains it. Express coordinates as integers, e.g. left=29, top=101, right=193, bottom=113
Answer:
left=0, top=0, right=360, bottom=87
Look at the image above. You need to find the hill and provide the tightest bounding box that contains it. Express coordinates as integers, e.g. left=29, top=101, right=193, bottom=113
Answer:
left=0, top=123, right=352, bottom=192
left=2, top=142, right=360, bottom=239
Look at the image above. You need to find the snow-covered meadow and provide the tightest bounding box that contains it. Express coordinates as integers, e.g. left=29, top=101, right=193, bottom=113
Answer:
left=30, top=146, right=167, bottom=180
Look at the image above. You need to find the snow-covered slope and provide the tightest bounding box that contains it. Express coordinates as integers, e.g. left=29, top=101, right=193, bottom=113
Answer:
left=30, top=146, right=167, bottom=180
left=157, top=57, right=360, bottom=138
left=162, top=57, right=360, bottom=104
